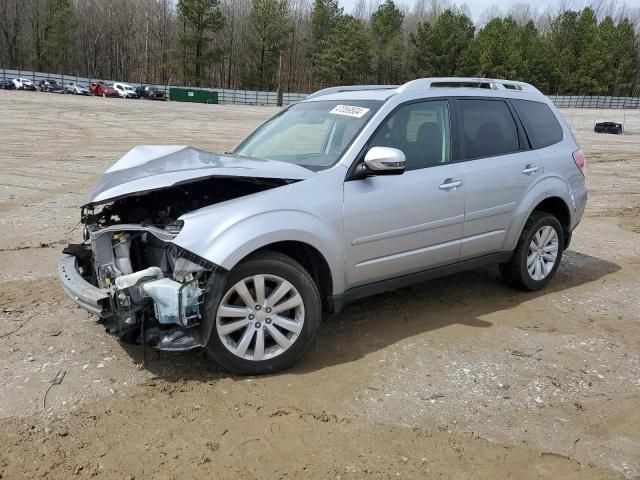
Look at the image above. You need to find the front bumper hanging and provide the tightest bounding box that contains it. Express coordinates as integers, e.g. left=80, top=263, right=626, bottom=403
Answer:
left=58, top=252, right=218, bottom=352
left=58, top=254, right=111, bottom=317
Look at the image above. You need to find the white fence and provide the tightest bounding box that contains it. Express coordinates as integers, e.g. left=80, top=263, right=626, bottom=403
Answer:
left=0, top=68, right=308, bottom=106
left=3, top=68, right=640, bottom=109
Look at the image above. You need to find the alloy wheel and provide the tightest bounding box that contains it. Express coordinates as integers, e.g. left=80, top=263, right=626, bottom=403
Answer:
left=216, top=274, right=305, bottom=361
left=527, top=225, right=559, bottom=281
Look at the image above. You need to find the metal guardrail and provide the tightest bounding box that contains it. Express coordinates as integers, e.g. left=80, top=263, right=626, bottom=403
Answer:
left=0, top=68, right=308, bottom=106
left=3, top=68, right=640, bottom=109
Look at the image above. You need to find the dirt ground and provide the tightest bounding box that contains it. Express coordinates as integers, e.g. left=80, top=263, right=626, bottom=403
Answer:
left=0, top=92, right=638, bottom=479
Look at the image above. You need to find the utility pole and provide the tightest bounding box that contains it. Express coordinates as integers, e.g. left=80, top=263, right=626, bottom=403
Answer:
left=145, top=0, right=149, bottom=84
left=277, top=50, right=284, bottom=107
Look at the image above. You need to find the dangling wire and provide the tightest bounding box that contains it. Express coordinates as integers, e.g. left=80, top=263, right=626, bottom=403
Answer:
left=138, top=310, right=147, bottom=370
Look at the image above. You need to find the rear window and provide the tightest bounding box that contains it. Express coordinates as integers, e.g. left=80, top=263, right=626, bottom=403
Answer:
left=511, top=99, right=563, bottom=149
left=458, top=99, right=520, bottom=160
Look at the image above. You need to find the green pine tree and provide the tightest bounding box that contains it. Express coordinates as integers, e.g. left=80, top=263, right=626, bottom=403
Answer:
left=371, top=0, right=404, bottom=83
left=243, top=0, right=292, bottom=91
left=42, top=0, right=75, bottom=72
left=310, top=0, right=343, bottom=86
left=410, top=9, right=475, bottom=77
left=310, top=0, right=342, bottom=47
left=313, top=15, right=371, bottom=85
left=177, top=0, right=225, bottom=87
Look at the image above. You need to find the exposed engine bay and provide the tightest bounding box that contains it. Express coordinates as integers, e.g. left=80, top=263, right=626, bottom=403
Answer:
left=62, top=176, right=291, bottom=351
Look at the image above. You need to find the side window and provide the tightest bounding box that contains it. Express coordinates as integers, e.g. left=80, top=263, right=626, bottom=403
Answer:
left=458, top=99, right=520, bottom=160
left=511, top=99, right=563, bottom=149
left=369, top=100, right=450, bottom=171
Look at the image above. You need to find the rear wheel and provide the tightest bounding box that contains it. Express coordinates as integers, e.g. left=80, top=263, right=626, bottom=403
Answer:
left=205, top=252, right=321, bottom=375
left=500, top=212, right=564, bottom=291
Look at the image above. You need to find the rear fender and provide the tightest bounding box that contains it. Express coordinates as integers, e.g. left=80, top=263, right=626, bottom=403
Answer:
left=502, top=176, right=572, bottom=251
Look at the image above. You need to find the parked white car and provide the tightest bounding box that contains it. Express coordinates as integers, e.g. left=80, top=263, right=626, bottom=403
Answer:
left=12, top=78, right=36, bottom=90
left=113, top=83, right=138, bottom=99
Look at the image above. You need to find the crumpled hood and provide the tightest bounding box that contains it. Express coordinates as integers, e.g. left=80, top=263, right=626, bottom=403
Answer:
left=84, top=145, right=313, bottom=206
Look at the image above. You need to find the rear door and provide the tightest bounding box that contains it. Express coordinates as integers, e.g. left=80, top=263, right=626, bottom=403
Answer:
left=343, top=99, right=466, bottom=287
left=454, top=97, right=541, bottom=259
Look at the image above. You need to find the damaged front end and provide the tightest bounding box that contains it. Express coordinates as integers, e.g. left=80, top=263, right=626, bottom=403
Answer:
left=58, top=146, right=310, bottom=351
left=60, top=212, right=220, bottom=351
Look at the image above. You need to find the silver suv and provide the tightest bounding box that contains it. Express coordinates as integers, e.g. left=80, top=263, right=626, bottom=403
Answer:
left=59, top=77, right=587, bottom=374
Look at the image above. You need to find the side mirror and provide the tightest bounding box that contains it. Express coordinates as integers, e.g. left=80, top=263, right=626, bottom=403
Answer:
left=363, top=147, right=406, bottom=175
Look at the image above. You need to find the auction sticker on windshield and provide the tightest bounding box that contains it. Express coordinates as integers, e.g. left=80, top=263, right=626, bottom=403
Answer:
left=330, top=105, right=370, bottom=118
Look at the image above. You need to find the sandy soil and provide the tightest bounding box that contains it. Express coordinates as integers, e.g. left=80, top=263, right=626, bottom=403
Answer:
left=0, top=92, right=638, bottom=479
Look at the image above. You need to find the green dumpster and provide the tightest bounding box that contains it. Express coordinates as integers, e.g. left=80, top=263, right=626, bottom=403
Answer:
left=169, top=88, right=218, bottom=104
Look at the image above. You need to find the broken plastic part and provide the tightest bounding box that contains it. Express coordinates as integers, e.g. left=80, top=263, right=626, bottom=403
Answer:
left=158, top=330, right=202, bottom=351
left=172, top=256, right=206, bottom=282
left=141, top=327, right=203, bottom=351
left=113, top=235, right=133, bottom=275
left=114, top=267, right=164, bottom=290
left=142, top=277, right=203, bottom=326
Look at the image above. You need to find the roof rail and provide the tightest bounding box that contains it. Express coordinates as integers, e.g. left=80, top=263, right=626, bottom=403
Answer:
left=398, top=77, right=542, bottom=94
left=306, top=85, right=399, bottom=100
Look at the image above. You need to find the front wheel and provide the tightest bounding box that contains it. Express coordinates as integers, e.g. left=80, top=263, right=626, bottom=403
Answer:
left=500, top=212, right=564, bottom=291
left=205, top=252, right=321, bottom=374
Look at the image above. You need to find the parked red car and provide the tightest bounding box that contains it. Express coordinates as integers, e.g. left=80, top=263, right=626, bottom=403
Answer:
left=90, top=81, right=119, bottom=97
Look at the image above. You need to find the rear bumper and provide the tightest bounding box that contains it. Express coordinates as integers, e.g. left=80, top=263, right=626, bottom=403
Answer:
left=58, top=254, right=111, bottom=317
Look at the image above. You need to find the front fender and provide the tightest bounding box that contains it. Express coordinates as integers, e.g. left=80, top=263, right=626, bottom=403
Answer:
left=173, top=209, right=345, bottom=294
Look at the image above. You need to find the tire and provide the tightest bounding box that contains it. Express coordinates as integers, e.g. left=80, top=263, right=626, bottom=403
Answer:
left=500, top=211, right=564, bottom=291
left=205, top=251, right=321, bottom=375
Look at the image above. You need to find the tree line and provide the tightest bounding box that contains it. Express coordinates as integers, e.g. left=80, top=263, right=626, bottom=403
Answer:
left=1, top=0, right=639, bottom=96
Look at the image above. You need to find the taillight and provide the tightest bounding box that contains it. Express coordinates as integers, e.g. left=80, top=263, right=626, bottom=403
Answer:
left=573, top=149, right=585, bottom=175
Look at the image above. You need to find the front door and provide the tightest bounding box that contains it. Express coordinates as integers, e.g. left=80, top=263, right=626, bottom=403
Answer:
left=343, top=100, right=466, bottom=288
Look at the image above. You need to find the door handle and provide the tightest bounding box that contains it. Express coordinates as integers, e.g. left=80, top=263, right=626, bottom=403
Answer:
left=439, top=178, right=463, bottom=190
left=522, top=164, right=539, bottom=175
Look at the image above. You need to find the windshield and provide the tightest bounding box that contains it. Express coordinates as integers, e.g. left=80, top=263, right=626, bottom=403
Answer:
left=232, top=100, right=382, bottom=171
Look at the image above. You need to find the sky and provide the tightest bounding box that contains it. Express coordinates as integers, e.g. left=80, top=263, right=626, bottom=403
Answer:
left=339, top=0, right=598, bottom=22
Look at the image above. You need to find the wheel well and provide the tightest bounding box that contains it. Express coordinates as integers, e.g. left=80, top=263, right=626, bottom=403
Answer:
left=253, top=241, right=333, bottom=311
left=532, top=197, right=571, bottom=246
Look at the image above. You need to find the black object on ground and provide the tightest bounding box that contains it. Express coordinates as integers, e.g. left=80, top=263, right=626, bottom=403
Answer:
left=594, top=122, right=623, bottom=134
